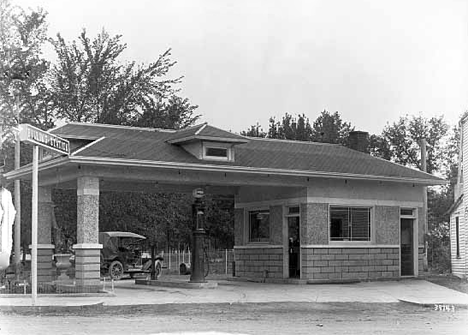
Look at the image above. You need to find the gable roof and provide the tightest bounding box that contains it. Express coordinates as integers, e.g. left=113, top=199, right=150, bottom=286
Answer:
left=46, top=122, right=444, bottom=185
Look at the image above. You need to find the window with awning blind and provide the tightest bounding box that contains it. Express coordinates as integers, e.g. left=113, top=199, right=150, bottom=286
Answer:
left=330, top=206, right=371, bottom=241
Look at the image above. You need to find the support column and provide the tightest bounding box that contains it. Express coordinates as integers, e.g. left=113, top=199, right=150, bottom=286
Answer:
left=74, top=177, right=102, bottom=290
left=37, top=187, right=55, bottom=283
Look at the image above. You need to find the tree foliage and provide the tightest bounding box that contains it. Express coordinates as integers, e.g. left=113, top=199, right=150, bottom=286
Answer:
left=0, top=0, right=51, bottom=134
left=49, top=29, right=199, bottom=127
left=246, top=110, right=354, bottom=145
left=374, top=115, right=450, bottom=175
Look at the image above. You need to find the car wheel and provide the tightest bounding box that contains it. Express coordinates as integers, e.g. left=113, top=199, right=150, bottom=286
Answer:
left=109, top=260, right=124, bottom=280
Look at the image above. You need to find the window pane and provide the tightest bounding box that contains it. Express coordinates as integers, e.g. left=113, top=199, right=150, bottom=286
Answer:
left=350, top=208, right=370, bottom=241
left=206, top=147, right=228, bottom=157
left=288, top=206, right=300, bottom=215
left=330, top=206, right=371, bottom=242
left=400, top=208, right=414, bottom=216
left=249, top=210, right=270, bottom=242
left=330, top=207, right=349, bottom=241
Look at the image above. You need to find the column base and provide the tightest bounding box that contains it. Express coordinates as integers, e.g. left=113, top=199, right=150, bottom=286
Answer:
left=73, top=243, right=102, bottom=288
left=29, top=244, right=55, bottom=283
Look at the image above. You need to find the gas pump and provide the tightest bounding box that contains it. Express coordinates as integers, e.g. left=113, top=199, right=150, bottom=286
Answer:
left=189, top=188, right=206, bottom=283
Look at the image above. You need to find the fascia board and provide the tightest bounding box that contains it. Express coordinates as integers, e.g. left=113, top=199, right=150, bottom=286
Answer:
left=5, top=155, right=447, bottom=186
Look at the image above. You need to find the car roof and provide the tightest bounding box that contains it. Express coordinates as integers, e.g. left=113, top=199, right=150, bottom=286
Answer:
left=99, top=231, right=146, bottom=239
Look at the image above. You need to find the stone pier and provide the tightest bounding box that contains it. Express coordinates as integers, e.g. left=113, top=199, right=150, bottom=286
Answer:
left=73, top=176, right=102, bottom=290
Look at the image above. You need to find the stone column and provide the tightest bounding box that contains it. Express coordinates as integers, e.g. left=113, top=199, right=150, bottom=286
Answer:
left=36, top=187, right=55, bottom=283
left=73, top=176, right=102, bottom=290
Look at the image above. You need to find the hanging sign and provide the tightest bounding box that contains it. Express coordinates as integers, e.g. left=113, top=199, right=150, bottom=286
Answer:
left=18, top=124, right=70, bottom=155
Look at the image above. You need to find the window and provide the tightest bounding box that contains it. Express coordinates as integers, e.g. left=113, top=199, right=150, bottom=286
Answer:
left=287, top=206, right=300, bottom=215
left=205, top=147, right=228, bottom=158
left=330, top=206, right=371, bottom=241
left=249, top=210, right=270, bottom=242
left=400, top=208, right=415, bottom=216
left=456, top=217, right=460, bottom=258
left=202, top=143, right=233, bottom=161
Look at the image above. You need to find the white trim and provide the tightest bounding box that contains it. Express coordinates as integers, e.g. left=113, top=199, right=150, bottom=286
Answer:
left=235, top=197, right=306, bottom=209
left=234, top=245, right=283, bottom=249
left=71, top=136, right=105, bottom=156
left=301, top=244, right=399, bottom=248
left=5, top=155, right=446, bottom=186
left=194, top=123, right=207, bottom=136
left=308, top=197, right=423, bottom=207
left=31, top=244, right=55, bottom=249
left=72, top=243, right=103, bottom=249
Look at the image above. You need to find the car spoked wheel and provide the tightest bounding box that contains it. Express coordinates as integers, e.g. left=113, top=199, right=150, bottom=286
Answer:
left=109, top=260, right=124, bottom=280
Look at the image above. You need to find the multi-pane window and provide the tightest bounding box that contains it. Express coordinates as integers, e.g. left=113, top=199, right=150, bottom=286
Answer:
left=456, top=217, right=460, bottom=258
left=205, top=147, right=228, bottom=158
left=249, top=210, right=270, bottom=242
left=330, top=206, right=371, bottom=241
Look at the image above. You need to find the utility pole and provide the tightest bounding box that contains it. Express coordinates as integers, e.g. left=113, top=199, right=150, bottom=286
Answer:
left=420, top=139, right=428, bottom=271
left=13, top=90, right=21, bottom=270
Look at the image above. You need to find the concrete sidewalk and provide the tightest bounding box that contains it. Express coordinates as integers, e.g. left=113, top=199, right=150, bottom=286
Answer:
left=0, top=278, right=467, bottom=310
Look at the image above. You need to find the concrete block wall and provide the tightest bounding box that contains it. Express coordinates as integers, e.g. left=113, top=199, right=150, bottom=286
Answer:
left=234, top=247, right=283, bottom=278
left=302, top=247, right=400, bottom=281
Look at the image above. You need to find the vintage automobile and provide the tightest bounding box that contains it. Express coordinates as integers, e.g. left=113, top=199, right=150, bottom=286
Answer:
left=99, top=231, right=163, bottom=280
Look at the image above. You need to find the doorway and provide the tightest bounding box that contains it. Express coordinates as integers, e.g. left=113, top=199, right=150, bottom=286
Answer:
left=400, top=218, right=414, bottom=276
left=288, top=216, right=300, bottom=278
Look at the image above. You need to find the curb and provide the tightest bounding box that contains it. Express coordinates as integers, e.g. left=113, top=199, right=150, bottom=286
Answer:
left=0, top=301, right=105, bottom=313
left=398, top=299, right=468, bottom=309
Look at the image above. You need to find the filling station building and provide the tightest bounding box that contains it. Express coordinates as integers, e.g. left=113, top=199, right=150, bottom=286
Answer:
left=6, top=122, right=445, bottom=288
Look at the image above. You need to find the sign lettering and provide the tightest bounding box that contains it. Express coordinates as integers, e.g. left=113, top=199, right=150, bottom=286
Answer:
left=19, top=124, right=70, bottom=155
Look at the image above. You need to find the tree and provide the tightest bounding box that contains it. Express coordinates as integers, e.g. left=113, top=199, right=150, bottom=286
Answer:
left=0, top=0, right=51, bottom=132
left=131, top=95, right=199, bottom=129
left=267, top=113, right=313, bottom=141
left=310, top=110, right=354, bottom=145
left=375, top=115, right=449, bottom=175
left=244, top=110, right=353, bottom=145
left=49, top=29, right=199, bottom=127
left=241, top=122, right=266, bottom=138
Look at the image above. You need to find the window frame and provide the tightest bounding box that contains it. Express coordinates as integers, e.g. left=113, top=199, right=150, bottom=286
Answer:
left=202, top=142, right=233, bottom=162
left=328, top=205, right=373, bottom=244
left=455, top=216, right=460, bottom=258
left=248, top=208, right=270, bottom=243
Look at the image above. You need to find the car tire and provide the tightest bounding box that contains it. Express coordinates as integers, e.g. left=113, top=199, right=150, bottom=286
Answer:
left=109, top=260, right=124, bottom=280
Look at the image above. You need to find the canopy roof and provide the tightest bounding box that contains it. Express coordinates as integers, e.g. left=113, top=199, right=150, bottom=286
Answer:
left=5, top=122, right=445, bottom=187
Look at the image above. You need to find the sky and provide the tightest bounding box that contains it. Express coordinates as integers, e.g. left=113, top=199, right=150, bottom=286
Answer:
left=12, top=0, right=468, bottom=135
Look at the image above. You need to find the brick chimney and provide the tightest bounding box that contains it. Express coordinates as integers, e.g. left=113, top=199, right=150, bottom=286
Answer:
left=348, top=131, right=369, bottom=153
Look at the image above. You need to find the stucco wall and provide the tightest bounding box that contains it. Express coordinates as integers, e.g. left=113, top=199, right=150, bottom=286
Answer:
left=418, top=207, right=425, bottom=245
left=301, top=203, right=328, bottom=245
left=270, top=205, right=283, bottom=245
left=234, top=208, right=244, bottom=246
left=374, top=206, right=399, bottom=244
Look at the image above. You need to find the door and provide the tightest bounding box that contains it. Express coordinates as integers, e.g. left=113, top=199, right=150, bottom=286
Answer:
left=288, top=216, right=300, bottom=278
left=400, top=218, right=414, bottom=276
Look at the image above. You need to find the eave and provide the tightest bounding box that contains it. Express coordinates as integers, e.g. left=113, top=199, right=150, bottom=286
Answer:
left=4, top=155, right=447, bottom=186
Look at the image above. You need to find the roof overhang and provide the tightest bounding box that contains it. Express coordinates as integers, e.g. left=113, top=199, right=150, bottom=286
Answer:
left=4, top=154, right=447, bottom=187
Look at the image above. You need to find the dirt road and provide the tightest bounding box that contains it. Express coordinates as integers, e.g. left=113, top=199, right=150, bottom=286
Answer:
left=0, top=302, right=467, bottom=335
